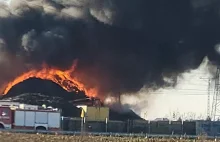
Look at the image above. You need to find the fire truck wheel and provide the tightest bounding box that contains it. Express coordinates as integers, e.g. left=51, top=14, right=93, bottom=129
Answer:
left=0, top=124, right=4, bottom=129
left=36, top=126, right=46, bottom=131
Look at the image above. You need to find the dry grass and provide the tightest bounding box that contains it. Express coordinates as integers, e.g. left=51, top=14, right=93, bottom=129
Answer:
left=0, top=132, right=217, bottom=142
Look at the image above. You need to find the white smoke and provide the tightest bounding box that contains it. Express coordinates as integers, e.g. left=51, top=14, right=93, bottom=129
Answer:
left=0, top=0, right=115, bottom=25
left=61, top=7, right=88, bottom=19
left=121, top=57, right=213, bottom=120
left=22, top=30, right=38, bottom=52
left=0, top=3, right=11, bottom=18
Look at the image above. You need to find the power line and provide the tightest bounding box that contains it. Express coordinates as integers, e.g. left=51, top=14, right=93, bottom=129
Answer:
left=156, top=88, right=211, bottom=92
left=142, top=92, right=211, bottom=95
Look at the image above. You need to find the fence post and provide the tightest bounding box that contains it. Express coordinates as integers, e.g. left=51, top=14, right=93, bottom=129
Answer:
left=61, top=116, right=63, bottom=130
left=81, top=117, right=84, bottom=133
left=127, top=119, right=130, bottom=133
left=169, top=120, right=171, bottom=135
left=105, top=118, right=108, bottom=132
left=84, top=117, right=86, bottom=132
left=181, top=120, right=183, bottom=135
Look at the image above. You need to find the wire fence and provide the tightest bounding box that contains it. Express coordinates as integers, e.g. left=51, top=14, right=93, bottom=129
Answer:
left=62, top=117, right=193, bottom=135
left=61, top=117, right=220, bottom=137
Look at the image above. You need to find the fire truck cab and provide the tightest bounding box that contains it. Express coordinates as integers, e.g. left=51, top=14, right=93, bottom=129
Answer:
left=0, top=105, right=61, bottom=131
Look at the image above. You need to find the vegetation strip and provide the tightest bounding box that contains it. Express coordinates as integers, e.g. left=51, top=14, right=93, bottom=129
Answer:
left=0, top=129, right=219, bottom=140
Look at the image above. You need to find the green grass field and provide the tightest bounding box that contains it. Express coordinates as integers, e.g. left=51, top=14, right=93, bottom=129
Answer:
left=0, top=132, right=216, bottom=142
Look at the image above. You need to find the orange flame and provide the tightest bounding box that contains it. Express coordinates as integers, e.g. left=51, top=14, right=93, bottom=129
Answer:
left=2, top=63, right=97, bottom=97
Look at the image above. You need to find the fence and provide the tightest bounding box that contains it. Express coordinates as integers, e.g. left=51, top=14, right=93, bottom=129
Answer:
left=61, top=117, right=198, bottom=135
left=61, top=118, right=220, bottom=136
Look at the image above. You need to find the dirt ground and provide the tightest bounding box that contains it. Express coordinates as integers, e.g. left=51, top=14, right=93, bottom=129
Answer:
left=0, top=132, right=216, bottom=142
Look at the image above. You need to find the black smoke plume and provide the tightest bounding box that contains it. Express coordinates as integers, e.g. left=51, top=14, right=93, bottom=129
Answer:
left=0, top=0, right=220, bottom=97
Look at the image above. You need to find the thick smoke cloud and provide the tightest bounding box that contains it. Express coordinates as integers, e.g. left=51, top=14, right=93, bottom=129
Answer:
left=0, top=0, right=220, bottom=97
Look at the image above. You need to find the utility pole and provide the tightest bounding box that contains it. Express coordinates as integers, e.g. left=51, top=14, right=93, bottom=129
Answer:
left=207, top=79, right=211, bottom=118
left=117, top=92, right=122, bottom=111
left=200, top=77, right=212, bottom=119
left=211, top=67, right=220, bottom=121
left=118, top=94, right=121, bottom=104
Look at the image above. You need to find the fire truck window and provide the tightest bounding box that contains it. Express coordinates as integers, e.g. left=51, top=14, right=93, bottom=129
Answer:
left=2, top=109, right=9, bottom=116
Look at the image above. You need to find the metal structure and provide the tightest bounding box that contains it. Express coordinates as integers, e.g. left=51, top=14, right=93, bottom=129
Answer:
left=72, top=97, right=102, bottom=107
left=200, top=77, right=212, bottom=118
left=211, top=67, right=220, bottom=121
left=207, top=79, right=211, bottom=118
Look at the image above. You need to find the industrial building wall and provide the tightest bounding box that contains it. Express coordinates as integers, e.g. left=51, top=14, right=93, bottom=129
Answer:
left=86, top=107, right=109, bottom=121
left=77, top=106, right=109, bottom=121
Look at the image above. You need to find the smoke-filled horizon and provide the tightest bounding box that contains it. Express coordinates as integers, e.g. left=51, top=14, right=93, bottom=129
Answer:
left=0, top=0, right=220, bottom=97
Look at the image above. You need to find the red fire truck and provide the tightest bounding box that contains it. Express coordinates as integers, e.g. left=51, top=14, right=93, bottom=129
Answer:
left=0, top=105, right=61, bottom=131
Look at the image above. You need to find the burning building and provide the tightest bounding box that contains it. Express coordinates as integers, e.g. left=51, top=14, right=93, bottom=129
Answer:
left=0, top=0, right=220, bottom=119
